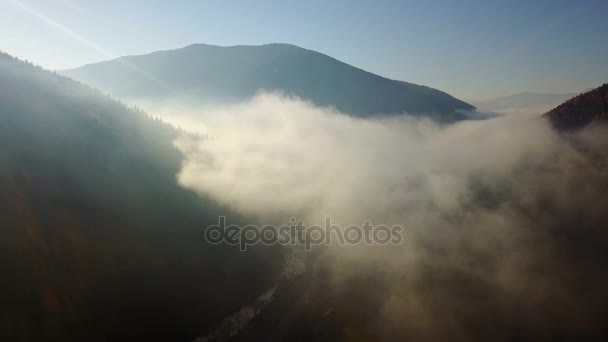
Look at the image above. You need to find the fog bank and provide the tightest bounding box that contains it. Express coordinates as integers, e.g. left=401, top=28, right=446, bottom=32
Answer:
left=151, top=92, right=608, bottom=340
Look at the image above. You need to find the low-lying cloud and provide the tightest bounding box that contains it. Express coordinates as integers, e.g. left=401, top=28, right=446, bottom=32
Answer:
left=171, top=93, right=557, bottom=223
left=153, top=92, right=608, bottom=340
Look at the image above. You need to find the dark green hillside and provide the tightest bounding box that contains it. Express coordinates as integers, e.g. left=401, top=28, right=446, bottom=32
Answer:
left=0, top=53, right=283, bottom=341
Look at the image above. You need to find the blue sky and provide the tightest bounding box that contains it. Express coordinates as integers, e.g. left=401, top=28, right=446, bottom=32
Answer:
left=1, top=0, right=607, bottom=100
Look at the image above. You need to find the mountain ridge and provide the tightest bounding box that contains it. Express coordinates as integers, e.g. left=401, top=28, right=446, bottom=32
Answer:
left=473, top=91, right=579, bottom=114
left=62, top=43, right=475, bottom=120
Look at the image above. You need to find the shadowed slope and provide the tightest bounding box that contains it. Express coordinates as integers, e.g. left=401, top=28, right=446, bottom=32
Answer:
left=0, top=52, right=283, bottom=341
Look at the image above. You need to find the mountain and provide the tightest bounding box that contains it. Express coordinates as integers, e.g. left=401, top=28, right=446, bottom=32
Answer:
left=544, top=84, right=608, bottom=130
left=474, top=92, right=578, bottom=115
left=62, top=43, right=474, bottom=120
left=0, top=52, right=283, bottom=340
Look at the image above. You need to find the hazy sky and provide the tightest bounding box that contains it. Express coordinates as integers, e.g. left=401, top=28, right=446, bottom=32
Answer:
left=1, top=0, right=607, bottom=100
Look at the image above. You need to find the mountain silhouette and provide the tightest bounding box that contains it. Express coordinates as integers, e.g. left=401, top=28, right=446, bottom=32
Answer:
left=544, top=84, right=608, bottom=129
left=62, top=43, right=474, bottom=120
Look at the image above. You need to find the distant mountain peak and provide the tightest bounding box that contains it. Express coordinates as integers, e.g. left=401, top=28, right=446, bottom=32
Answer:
left=473, top=91, right=580, bottom=114
left=62, top=43, right=474, bottom=121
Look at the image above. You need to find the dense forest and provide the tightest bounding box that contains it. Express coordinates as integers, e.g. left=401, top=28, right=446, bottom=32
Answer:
left=0, top=52, right=284, bottom=341
left=544, top=84, right=608, bottom=129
